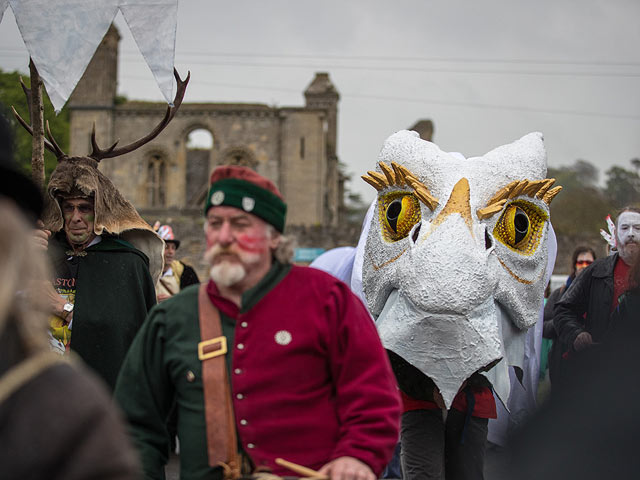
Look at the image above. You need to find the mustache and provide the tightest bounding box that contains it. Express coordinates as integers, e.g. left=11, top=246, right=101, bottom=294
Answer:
left=204, top=245, right=237, bottom=264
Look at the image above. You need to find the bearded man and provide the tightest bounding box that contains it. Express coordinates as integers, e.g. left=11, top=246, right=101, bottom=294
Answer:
left=555, top=206, right=640, bottom=356
left=115, top=166, right=401, bottom=480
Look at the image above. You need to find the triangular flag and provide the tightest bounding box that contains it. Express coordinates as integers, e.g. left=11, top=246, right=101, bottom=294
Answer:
left=9, top=0, right=119, bottom=112
left=0, top=0, right=9, bottom=24
left=120, top=0, right=178, bottom=105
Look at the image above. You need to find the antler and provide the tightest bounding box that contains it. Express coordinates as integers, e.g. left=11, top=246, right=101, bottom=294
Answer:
left=11, top=77, right=67, bottom=159
left=89, top=69, right=190, bottom=161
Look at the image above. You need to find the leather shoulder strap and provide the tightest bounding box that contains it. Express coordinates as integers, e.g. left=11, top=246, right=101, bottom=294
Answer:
left=0, top=352, right=68, bottom=405
left=198, top=284, right=239, bottom=473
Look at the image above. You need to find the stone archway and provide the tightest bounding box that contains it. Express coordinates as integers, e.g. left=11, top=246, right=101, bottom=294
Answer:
left=185, top=128, right=214, bottom=207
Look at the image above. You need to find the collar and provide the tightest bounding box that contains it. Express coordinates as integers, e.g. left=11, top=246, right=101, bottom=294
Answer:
left=65, top=235, right=102, bottom=258
left=206, top=261, right=292, bottom=318
left=590, top=253, right=619, bottom=279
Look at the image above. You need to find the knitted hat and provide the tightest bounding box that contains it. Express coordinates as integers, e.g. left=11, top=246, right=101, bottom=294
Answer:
left=205, top=166, right=287, bottom=233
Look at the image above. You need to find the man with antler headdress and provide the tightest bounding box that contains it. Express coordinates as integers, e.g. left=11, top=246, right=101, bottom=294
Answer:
left=17, top=70, right=189, bottom=389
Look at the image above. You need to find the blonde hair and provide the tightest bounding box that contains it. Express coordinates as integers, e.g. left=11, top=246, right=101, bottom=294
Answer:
left=0, top=200, right=50, bottom=353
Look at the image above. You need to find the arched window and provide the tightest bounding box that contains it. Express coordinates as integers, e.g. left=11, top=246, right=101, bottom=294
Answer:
left=146, top=153, right=166, bottom=207
left=186, top=128, right=214, bottom=207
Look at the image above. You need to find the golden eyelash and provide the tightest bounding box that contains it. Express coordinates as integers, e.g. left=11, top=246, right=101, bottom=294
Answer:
left=477, top=179, right=561, bottom=220
left=362, top=161, right=439, bottom=211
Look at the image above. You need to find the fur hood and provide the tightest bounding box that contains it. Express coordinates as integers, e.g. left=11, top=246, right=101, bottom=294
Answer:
left=44, top=156, right=164, bottom=283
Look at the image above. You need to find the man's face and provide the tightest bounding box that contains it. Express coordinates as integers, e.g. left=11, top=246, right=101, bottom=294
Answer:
left=61, top=197, right=96, bottom=246
left=616, top=211, right=640, bottom=264
left=163, top=242, right=177, bottom=271
left=575, top=251, right=594, bottom=276
left=204, top=206, right=279, bottom=287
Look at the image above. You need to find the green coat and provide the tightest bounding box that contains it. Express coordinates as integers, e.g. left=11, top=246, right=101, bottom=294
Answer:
left=115, top=263, right=290, bottom=480
left=50, top=233, right=156, bottom=389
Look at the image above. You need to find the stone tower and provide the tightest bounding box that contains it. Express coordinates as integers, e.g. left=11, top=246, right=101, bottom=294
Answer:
left=408, top=119, right=434, bottom=141
left=304, top=73, right=341, bottom=226
left=68, top=25, right=119, bottom=156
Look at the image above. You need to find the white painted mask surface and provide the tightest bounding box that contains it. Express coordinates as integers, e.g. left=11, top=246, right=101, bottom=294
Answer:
left=362, top=130, right=561, bottom=408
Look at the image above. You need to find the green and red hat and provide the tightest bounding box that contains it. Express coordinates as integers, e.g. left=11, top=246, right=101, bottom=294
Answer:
left=205, top=166, right=287, bottom=233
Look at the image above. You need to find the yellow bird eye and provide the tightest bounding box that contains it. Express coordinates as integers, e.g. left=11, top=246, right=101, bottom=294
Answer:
left=379, top=192, right=421, bottom=242
left=493, top=201, right=548, bottom=255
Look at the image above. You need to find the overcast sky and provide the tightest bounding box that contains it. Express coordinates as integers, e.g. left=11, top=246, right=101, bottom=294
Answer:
left=1, top=0, right=639, bottom=203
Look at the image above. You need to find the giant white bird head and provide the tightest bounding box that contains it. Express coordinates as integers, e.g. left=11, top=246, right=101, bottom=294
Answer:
left=362, top=130, right=561, bottom=408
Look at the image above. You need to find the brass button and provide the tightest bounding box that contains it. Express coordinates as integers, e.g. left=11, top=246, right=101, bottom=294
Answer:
left=186, top=371, right=196, bottom=382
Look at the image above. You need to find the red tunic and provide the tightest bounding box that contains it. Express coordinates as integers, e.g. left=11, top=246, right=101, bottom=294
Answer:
left=400, top=388, right=497, bottom=419
left=207, top=265, right=402, bottom=475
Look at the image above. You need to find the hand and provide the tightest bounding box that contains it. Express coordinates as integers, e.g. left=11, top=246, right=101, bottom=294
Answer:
left=157, top=293, right=171, bottom=302
left=574, top=331, right=593, bottom=352
left=32, top=220, right=51, bottom=250
left=318, top=456, right=375, bottom=480
left=28, top=280, right=66, bottom=319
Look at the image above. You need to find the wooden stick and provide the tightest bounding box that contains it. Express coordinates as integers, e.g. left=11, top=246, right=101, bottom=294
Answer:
left=28, top=58, right=45, bottom=190
left=274, top=458, right=328, bottom=479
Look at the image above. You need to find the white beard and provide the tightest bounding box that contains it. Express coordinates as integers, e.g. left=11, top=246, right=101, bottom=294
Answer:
left=210, top=261, right=247, bottom=287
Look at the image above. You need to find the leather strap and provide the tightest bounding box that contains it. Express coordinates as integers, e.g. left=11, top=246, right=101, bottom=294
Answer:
left=0, top=352, right=68, bottom=405
left=198, top=284, right=239, bottom=473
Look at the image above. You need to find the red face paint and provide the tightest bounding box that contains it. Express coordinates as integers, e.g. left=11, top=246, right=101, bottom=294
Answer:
left=236, top=233, right=270, bottom=253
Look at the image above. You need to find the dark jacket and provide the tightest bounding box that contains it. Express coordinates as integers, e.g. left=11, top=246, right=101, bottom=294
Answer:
left=49, top=233, right=157, bottom=389
left=554, top=253, right=618, bottom=351
left=543, top=286, right=565, bottom=339
left=608, top=290, right=640, bottom=342
left=179, top=263, right=200, bottom=288
left=544, top=286, right=567, bottom=386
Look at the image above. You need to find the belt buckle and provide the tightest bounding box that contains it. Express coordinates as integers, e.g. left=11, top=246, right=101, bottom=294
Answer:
left=198, top=336, right=227, bottom=360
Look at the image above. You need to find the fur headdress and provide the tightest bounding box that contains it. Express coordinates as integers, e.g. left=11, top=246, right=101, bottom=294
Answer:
left=13, top=70, right=190, bottom=284
left=44, top=156, right=165, bottom=282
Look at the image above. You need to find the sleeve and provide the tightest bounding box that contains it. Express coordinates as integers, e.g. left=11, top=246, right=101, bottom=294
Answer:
left=114, top=307, right=174, bottom=480
left=542, top=287, right=563, bottom=339
left=325, top=281, right=402, bottom=475
left=554, top=269, right=592, bottom=351
left=180, top=265, right=200, bottom=289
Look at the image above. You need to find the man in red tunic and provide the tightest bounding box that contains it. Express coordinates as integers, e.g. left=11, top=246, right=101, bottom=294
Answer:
left=115, top=166, right=401, bottom=480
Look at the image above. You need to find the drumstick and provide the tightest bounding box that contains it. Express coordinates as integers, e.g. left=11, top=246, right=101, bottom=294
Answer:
left=274, top=458, right=328, bottom=479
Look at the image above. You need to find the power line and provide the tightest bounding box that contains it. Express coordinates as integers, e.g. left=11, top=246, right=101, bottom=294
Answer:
left=120, top=75, right=640, bottom=120
left=3, top=49, right=640, bottom=78
left=2, top=45, right=640, bottom=68
left=123, top=48, right=640, bottom=68
left=122, top=58, right=640, bottom=79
